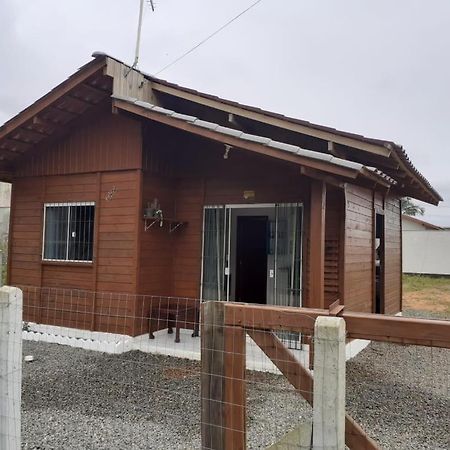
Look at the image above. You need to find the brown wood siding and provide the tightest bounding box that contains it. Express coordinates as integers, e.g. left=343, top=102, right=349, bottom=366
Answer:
left=140, top=127, right=314, bottom=304
left=384, top=195, right=402, bottom=314
left=325, top=188, right=344, bottom=308
left=15, top=113, right=142, bottom=177
left=171, top=177, right=205, bottom=298
left=343, top=184, right=374, bottom=312
left=138, top=175, right=175, bottom=295
left=10, top=169, right=141, bottom=335
left=172, top=143, right=311, bottom=301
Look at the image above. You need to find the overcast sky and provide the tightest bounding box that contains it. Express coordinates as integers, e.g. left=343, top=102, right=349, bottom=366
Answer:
left=1, top=0, right=450, bottom=224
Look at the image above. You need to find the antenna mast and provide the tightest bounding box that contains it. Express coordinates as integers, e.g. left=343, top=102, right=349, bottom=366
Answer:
left=128, top=0, right=155, bottom=73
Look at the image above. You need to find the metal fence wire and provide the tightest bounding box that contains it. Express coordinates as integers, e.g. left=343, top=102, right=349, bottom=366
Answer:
left=0, top=286, right=448, bottom=449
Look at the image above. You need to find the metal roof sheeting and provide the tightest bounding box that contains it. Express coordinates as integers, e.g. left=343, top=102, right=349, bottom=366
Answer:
left=95, top=53, right=439, bottom=202
left=113, top=94, right=397, bottom=186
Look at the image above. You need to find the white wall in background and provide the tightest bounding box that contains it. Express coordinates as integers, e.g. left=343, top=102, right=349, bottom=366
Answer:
left=0, top=183, right=10, bottom=239
left=402, top=230, right=450, bottom=275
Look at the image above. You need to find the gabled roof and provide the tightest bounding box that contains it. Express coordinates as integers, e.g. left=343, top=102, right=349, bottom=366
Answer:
left=0, top=52, right=442, bottom=205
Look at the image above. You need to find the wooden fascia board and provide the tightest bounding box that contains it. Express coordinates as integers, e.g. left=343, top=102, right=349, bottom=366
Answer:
left=0, top=58, right=106, bottom=141
left=151, top=81, right=391, bottom=157
left=113, top=99, right=360, bottom=180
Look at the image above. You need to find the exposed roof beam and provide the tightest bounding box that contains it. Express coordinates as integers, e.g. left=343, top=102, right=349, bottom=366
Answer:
left=0, top=138, right=31, bottom=153
left=44, top=106, right=79, bottom=122
left=327, top=141, right=347, bottom=159
left=80, top=82, right=110, bottom=96
left=300, top=166, right=345, bottom=188
left=114, top=98, right=367, bottom=181
left=0, top=57, right=105, bottom=140
left=151, top=81, right=392, bottom=158
left=22, top=126, right=52, bottom=138
left=9, top=135, right=40, bottom=146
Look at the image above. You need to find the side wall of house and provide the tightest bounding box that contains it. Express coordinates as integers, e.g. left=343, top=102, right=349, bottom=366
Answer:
left=343, top=184, right=374, bottom=312
left=384, top=195, right=402, bottom=314
left=343, top=185, right=403, bottom=314
left=325, top=188, right=344, bottom=308
left=9, top=112, right=142, bottom=335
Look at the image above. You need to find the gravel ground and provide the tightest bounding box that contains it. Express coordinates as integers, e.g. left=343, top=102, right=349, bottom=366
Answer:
left=21, top=341, right=308, bottom=450
left=22, top=336, right=449, bottom=450
left=347, top=342, right=450, bottom=450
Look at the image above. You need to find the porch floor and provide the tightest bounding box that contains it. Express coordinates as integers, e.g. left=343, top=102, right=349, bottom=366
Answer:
left=23, top=323, right=369, bottom=373
left=133, top=329, right=310, bottom=373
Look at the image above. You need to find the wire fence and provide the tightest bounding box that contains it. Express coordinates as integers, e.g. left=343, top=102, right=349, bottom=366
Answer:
left=0, top=286, right=448, bottom=449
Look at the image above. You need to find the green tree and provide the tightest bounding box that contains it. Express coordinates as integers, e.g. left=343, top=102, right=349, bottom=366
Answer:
left=401, top=197, right=425, bottom=216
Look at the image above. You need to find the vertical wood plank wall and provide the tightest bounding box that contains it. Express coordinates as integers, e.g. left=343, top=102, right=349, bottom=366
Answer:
left=9, top=113, right=405, bottom=337
left=9, top=112, right=142, bottom=335
left=325, top=188, right=344, bottom=308
left=384, top=195, right=402, bottom=314
left=343, top=184, right=374, bottom=312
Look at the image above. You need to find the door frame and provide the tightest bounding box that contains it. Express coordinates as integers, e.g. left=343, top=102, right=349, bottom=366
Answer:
left=200, top=203, right=303, bottom=305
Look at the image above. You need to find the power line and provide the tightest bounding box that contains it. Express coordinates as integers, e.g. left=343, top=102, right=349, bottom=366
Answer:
left=154, top=0, right=264, bottom=76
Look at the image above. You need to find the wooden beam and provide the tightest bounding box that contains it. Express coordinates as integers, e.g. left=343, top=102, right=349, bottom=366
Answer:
left=151, top=81, right=391, bottom=157
left=248, top=329, right=313, bottom=403
left=113, top=99, right=360, bottom=180
left=224, top=303, right=450, bottom=349
left=8, top=135, right=40, bottom=146
left=18, top=99, right=110, bottom=160
left=22, top=125, right=51, bottom=137
left=44, top=106, right=79, bottom=122
left=309, top=180, right=326, bottom=308
left=247, top=330, right=379, bottom=449
left=81, top=82, right=110, bottom=95
left=300, top=166, right=345, bottom=189
left=0, top=58, right=105, bottom=140
left=328, top=141, right=347, bottom=159
left=32, top=116, right=55, bottom=127
left=12, top=128, right=47, bottom=144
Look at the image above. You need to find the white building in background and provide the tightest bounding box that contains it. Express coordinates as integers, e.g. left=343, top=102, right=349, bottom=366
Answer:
left=402, top=215, right=450, bottom=276
left=0, top=183, right=11, bottom=239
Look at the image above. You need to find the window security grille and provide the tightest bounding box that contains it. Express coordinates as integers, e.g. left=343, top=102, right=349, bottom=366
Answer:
left=43, top=202, right=95, bottom=262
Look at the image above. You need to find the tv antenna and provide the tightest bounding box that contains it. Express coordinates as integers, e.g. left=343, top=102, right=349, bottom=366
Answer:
left=126, top=0, right=155, bottom=76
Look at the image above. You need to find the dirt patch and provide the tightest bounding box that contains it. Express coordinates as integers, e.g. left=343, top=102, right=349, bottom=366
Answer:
left=163, top=366, right=197, bottom=380
left=403, top=288, right=450, bottom=313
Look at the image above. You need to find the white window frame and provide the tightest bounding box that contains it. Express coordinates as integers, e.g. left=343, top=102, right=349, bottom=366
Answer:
left=42, top=201, right=95, bottom=263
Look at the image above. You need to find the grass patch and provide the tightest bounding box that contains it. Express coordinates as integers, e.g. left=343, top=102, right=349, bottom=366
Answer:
left=403, top=274, right=450, bottom=293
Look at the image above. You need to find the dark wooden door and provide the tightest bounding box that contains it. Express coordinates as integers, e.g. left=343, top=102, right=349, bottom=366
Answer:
left=235, top=216, right=268, bottom=303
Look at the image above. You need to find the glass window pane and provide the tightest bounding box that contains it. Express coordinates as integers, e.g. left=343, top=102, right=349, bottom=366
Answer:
left=202, top=207, right=226, bottom=300
left=68, top=205, right=95, bottom=261
left=44, top=206, right=68, bottom=260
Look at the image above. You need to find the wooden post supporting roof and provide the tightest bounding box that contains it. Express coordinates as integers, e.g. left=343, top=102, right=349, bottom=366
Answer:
left=309, top=180, right=326, bottom=308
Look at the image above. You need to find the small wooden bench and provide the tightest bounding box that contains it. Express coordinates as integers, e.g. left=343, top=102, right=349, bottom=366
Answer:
left=149, top=299, right=200, bottom=343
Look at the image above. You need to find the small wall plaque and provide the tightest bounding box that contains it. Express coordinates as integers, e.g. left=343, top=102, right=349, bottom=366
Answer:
left=243, top=190, right=255, bottom=200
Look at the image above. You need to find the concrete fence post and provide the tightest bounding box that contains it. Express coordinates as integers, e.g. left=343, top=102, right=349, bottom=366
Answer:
left=313, top=316, right=346, bottom=450
left=0, top=286, right=23, bottom=450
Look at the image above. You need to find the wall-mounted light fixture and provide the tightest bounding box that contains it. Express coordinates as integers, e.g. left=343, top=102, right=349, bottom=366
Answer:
left=223, top=144, right=232, bottom=160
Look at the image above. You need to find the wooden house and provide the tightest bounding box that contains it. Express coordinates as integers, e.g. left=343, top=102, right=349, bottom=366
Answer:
left=0, top=53, right=441, bottom=337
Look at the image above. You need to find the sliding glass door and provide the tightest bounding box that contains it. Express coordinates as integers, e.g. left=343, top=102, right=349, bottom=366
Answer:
left=201, top=203, right=302, bottom=311
left=201, top=206, right=230, bottom=301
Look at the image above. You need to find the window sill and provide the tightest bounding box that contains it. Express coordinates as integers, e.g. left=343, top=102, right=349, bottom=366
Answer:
left=41, top=260, right=94, bottom=268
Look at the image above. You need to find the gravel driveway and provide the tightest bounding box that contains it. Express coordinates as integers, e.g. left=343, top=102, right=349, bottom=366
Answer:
left=22, top=338, right=449, bottom=449
left=21, top=341, right=307, bottom=450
